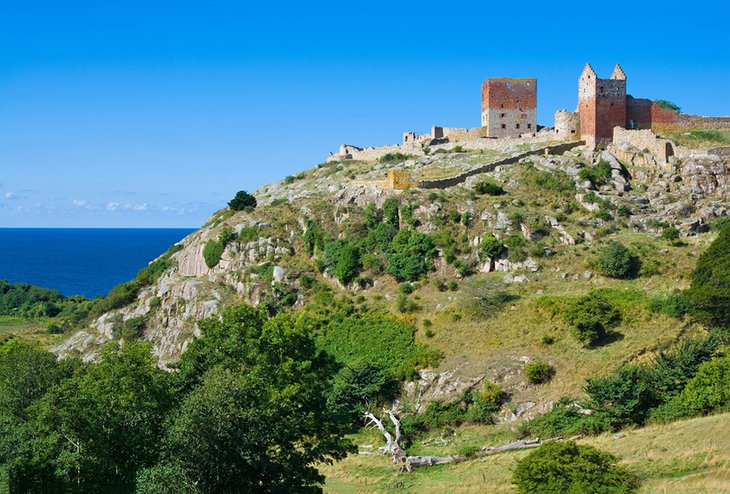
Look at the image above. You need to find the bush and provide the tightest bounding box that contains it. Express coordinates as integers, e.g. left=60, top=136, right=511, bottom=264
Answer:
left=585, top=365, right=658, bottom=428
left=685, top=226, right=730, bottom=329
left=480, top=234, right=505, bottom=259
left=541, top=334, right=554, bottom=345
left=227, top=190, right=257, bottom=211
left=504, top=234, right=527, bottom=263
left=512, top=441, right=638, bottom=494
left=519, top=397, right=611, bottom=438
left=661, top=226, right=681, bottom=242
left=525, top=360, right=554, bottom=384
left=617, top=204, right=632, bottom=217
left=474, top=180, right=505, bottom=196
left=386, top=229, right=435, bottom=282
left=202, top=228, right=236, bottom=269
left=675, top=354, right=730, bottom=414
left=379, top=152, right=409, bottom=163
left=578, top=160, right=613, bottom=186
left=396, top=293, right=419, bottom=313
left=563, top=292, right=621, bottom=346
left=649, top=291, right=688, bottom=319
left=596, top=241, right=637, bottom=279
left=655, top=99, right=681, bottom=113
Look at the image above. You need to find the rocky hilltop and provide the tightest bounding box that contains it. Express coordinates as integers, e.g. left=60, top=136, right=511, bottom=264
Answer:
left=55, top=131, right=728, bottom=419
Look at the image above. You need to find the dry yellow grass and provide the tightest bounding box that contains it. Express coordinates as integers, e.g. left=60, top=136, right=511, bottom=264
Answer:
left=321, top=413, right=730, bottom=493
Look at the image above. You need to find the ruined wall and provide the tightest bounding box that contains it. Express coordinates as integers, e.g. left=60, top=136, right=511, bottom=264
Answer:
left=554, top=110, right=580, bottom=140
left=385, top=169, right=417, bottom=190
left=482, top=78, right=537, bottom=138
left=609, top=127, right=675, bottom=167
left=627, top=96, right=730, bottom=134
left=579, top=64, right=626, bottom=149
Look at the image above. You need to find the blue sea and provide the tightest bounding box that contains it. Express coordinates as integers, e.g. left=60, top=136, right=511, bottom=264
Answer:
left=0, top=228, right=196, bottom=298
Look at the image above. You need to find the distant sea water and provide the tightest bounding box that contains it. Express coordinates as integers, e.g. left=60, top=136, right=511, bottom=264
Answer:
left=0, top=228, right=196, bottom=299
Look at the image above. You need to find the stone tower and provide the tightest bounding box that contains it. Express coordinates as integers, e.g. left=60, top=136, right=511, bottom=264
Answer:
left=578, top=64, right=627, bottom=149
left=481, top=78, right=537, bottom=138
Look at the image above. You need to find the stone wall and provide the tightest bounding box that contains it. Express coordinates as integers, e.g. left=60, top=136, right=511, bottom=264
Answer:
left=385, top=169, right=417, bottom=190
left=609, top=127, right=675, bottom=167
left=417, top=141, right=585, bottom=189
left=482, top=78, right=537, bottom=138
left=554, top=110, right=580, bottom=140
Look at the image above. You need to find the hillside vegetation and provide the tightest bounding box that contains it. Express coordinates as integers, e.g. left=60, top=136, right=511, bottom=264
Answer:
left=1, top=135, right=729, bottom=492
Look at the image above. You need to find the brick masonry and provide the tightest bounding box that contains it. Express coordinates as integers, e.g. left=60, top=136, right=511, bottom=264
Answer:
left=482, top=78, right=537, bottom=138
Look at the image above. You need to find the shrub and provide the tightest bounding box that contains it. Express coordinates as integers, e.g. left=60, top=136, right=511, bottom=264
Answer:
left=386, top=229, right=436, bottom=282
left=685, top=226, right=730, bottom=328
left=675, top=354, right=730, bottom=414
left=578, top=160, right=613, bottom=186
left=649, top=291, right=688, bottom=319
left=525, top=360, right=554, bottom=384
left=585, top=365, right=659, bottom=428
left=617, top=204, right=632, bottom=217
left=661, top=226, right=681, bottom=242
left=596, top=241, right=637, bottom=279
left=379, top=152, right=409, bottom=163
left=202, top=228, right=236, bottom=269
left=447, top=280, right=459, bottom=292
left=227, top=190, right=257, bottom=211
left=541, top=334, right=554, bottom=345
left=655, top=99, right=681, bottom=113
left=399, top=283, right=413, bottom=295
left=504, top=235, right=527, bottom=263
left=512, top=441, right=638, bottom=494
left=330, top=362, right=401, bottom=419
left=474, top=180, right=505, bottom=196
left=396, top=293, right=419, bottom=313
left=519, top=397, right=611, bottom=438
left=481, top=234, right=505, bottom=259
left=563, top=292, right=621, bottom=346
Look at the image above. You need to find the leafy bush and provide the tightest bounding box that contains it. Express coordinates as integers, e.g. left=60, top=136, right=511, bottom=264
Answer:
left=617, top=204, right=632, bottom=217
left=330, top=362, right=401, bottom=419
left=227, top=190, right=257, bottom=211
left=202, top=228, right=236, bottom=269
left=563, top=292, right=621, bottom=346
left=474, top=180, right=505, bottom=196
left=585, top=365, right=658, bottom=429
left=513, top=441, right=638, bottom=494
left=524, top=166, right=575, bottom=193
left=525, top=360, right=554, bottom=384
left=685, top=226, right=730, bottom=329
left=480, top=234, right=505, bottom=259
left=655, top=99, right=681, bottom=113
left=661, top=226, right=680, bottom=242
left=396, top=293, right=419, bottom=313
left=379, top=152, right=409, bottom=163
left=386, top=229, right=435, bottom=282
left=596, top=241, right=637, bottom=279
left=504, top=234, right=527, bottom=263
left=578, top=160, right=613, bottom=186
left=402, top=385, right=505, bottom=435
left=674, top=354, right=730, bottom=414
left=519, top=397, right=611, bottom=438
left=649, top=291, right=688, bottom=319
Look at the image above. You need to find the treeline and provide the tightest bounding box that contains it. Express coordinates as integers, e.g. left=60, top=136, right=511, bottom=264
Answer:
left=0, top=289, right=443, bottom=494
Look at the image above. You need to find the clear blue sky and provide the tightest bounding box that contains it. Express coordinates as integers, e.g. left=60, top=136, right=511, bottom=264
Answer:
left=1, top=0, right=728, bottom=227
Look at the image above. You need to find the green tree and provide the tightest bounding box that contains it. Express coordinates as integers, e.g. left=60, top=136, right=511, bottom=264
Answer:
left=164, top=306, right=354, bottom=494
left=676, top=354, right=730, bottom=414
left=513, top=441, right=638, bottom=494
left=596, top=241, right=637, bottom=279
left=685, top=226, right=730, bottom=329
left=564, top=292, right=621, bottom=346
left=480, top=234, right=505, bottom=259
left=386, top=229, right=435, bottom=282
left=227, top=190, right=257, bottom=211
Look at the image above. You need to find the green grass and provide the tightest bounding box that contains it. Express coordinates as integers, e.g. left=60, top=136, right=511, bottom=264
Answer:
left=666, top=128, right=730, bottom=148
left=0, top=316, right=64, bottom=348
left=321, top=412, right=730, bottom=493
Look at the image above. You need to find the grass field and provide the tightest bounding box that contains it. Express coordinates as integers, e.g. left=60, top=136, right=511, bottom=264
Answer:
left=321, top=412, right=730, bottom=493
left=0, top=315, right=65, bottom=348
left=666, top=128, right=730, bottom=148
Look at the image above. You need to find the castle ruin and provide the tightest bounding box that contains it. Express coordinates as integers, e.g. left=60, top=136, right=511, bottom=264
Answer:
left=326, top=63, right=730, bottom=161
left=481, top=78, right=537, bottom=138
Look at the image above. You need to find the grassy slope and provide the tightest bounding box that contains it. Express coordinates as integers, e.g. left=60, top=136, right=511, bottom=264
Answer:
left=0, top=316, right=64, bottom=348
left=321, top=412, right=730, bottom=493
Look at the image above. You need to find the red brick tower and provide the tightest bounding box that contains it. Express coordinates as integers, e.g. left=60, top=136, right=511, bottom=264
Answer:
left=578, top=64, right=627, bottom=149
left=481, top=78, right=537, bottom=138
